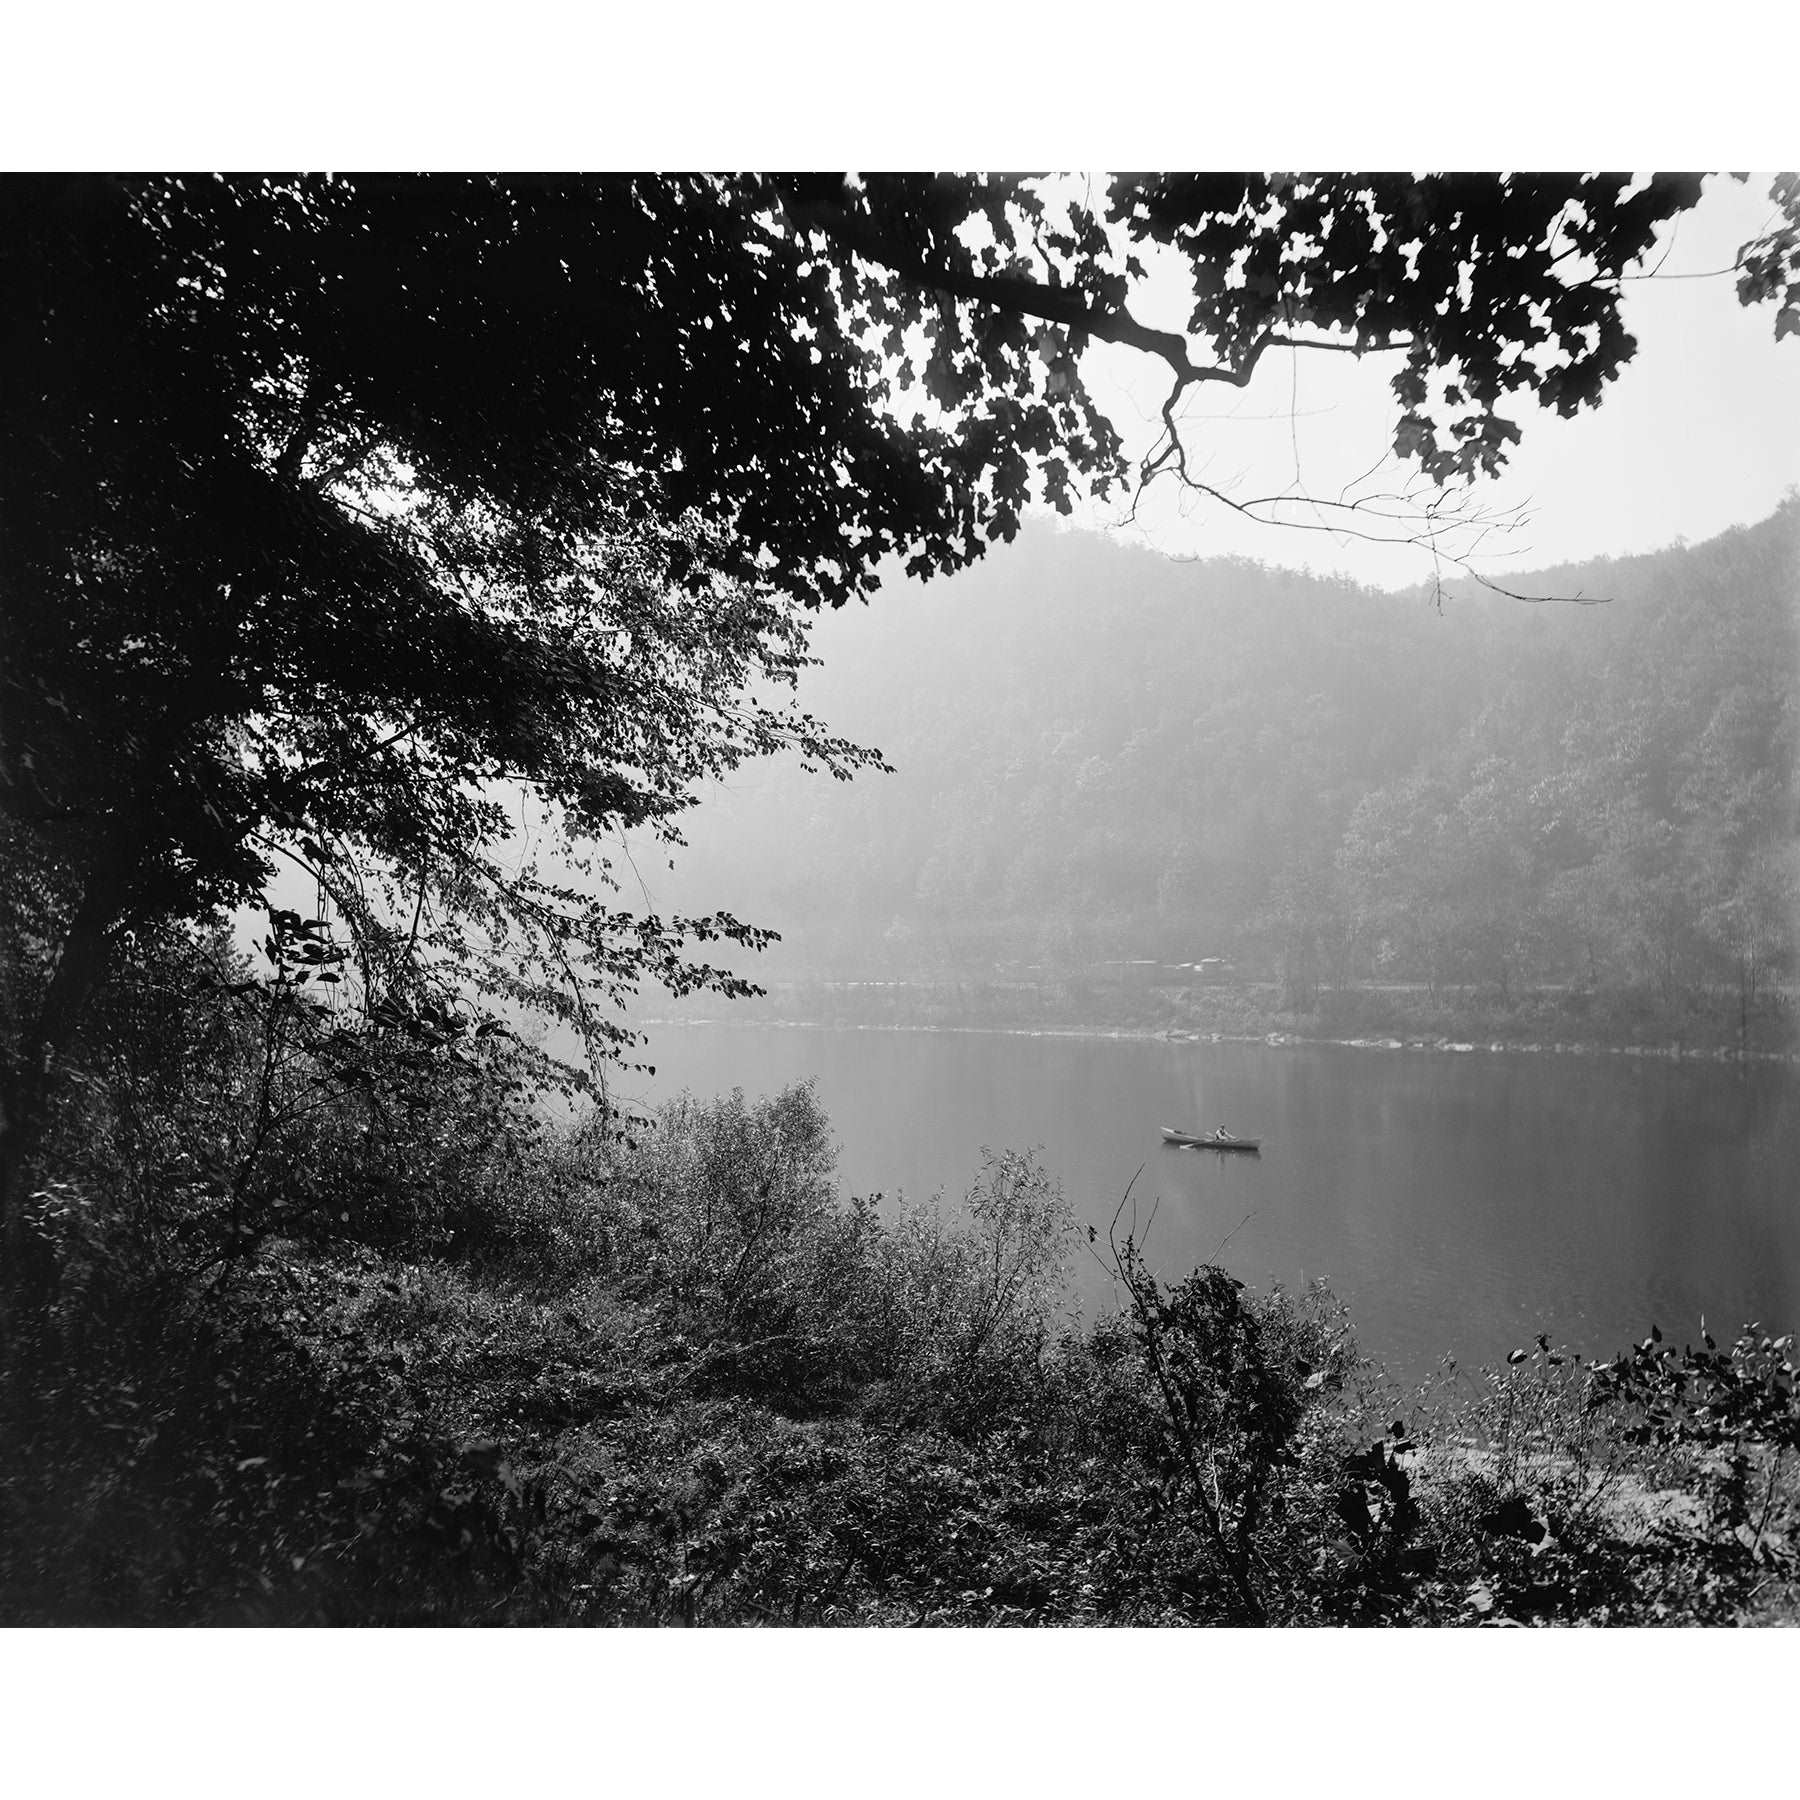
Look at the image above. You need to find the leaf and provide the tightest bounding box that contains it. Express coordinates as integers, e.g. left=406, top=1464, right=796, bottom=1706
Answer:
left=1507, top=1348, right=1528, bottom=1365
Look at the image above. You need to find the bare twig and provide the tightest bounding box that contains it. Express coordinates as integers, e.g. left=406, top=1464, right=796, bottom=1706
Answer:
left=1211, top=1210, right=1256, bottom=1261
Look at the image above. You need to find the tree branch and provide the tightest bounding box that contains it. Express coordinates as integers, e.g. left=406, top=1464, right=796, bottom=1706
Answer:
left=777, top=190, right=1275, bottom=392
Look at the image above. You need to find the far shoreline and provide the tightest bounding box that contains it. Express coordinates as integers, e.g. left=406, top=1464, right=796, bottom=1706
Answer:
left=636, top=1011, right=1800, bottom=1066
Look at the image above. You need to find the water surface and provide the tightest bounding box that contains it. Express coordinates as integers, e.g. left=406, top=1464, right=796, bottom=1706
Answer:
left=623, top=1025, right=1800, bottom=1387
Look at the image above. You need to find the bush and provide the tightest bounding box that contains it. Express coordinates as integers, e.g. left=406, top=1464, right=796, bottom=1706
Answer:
left=856, top=1148, right=1076, bottom=1430
left=1105, top=1227, right=1358, bottom=1621
left=590, top=1082, right=885, bottom=1410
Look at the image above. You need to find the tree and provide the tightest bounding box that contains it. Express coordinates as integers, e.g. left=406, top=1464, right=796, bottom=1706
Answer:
left=791, top=172, right=1799, bottom=587
left=1, top=171, right=954, bottom=1223
left=4, top=171, right=1796, bottom=1243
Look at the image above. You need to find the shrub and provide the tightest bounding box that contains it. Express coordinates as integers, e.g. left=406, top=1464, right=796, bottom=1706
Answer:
left=852, top=1148, right=1076, bottom=1432
left=1106, top=1223, right=1356, bottom=1622
left=593, top=1082, right=879, bottom=1408
left=1589, top=1322, right=1800, bottom=1565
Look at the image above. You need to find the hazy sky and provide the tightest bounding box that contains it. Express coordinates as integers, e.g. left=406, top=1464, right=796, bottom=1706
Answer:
left=1070, top=173, right=1799, bottom=592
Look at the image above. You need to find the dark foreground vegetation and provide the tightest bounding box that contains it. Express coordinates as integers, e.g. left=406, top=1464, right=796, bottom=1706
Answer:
left=5, top=925, right=1796, bottom=1627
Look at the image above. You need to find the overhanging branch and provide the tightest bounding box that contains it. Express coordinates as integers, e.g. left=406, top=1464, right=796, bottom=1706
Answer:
left=779, top=190, right=1207, bottom=385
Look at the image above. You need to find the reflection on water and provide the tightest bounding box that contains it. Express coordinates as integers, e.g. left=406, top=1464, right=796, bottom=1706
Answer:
left=624, top=1025, right=1800, bottom=1388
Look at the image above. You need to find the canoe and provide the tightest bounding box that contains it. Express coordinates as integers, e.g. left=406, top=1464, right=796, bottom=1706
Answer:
left=1164, top=1129, right=1261, bottom=1152
left=1161, top=1126, right=1261, bottom=1153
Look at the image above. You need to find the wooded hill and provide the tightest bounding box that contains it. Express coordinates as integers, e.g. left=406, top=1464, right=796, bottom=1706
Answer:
left=655, top=500, right=1799, bottom=1047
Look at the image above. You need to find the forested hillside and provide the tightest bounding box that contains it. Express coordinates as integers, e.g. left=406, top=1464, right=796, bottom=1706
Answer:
left=659, top=500, right=1799, bottom=1046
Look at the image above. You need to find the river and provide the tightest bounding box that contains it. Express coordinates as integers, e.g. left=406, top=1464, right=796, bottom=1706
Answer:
left=620, top=1024, right=1800, bottom=1389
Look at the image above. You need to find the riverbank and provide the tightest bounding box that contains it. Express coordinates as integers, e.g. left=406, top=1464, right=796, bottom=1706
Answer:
left=642, top=975, right=1799, bottom=1064
left=15, top=1077, right=1797, bottom=1628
